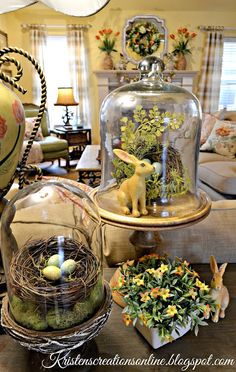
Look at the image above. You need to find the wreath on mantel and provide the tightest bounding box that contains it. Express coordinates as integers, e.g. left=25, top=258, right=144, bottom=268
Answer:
left=126, top=21, right=161, bottom=57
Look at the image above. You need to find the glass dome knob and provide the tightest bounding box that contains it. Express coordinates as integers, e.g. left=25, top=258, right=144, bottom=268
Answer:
left=138, top=56, right=165, bottom=79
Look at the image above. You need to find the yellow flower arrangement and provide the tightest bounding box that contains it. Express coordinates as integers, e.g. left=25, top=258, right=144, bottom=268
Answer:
left=159, top=264, right=169, bottom=273
left=123, top=313, right=132, bottom=326
left=174, top=265, right=184, bottom=276
left=150, top=287, right=160, bottom=299
left=133, top=277, right=144, bottom=286
left=166, top=305, right=178, bottom=317
left=140, top=292, right=151, bottom=303
left=114, top=254, right=216, bottom=342
left=154, top=269, right=164, bottom=279
left=146, top=268, right=156, bottom=275
left=195, top=278, right=210, bottom=292
left=159, top=288, right=171, bottom=301
left=139, top=313, right=148, bottom=326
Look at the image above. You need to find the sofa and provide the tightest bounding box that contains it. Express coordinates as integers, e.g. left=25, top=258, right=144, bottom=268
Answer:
left=102, top=200, right=236, bottom=265
left=23, top=104, right=69, bottom=167
left=6, top=179, right=236, bottom=266
left=198, top=111, right=236, bottom=201
left=198, top=153, right=236, bottom=200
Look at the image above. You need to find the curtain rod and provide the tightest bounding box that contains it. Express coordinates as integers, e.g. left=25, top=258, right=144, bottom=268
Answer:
left=198, top=26, right=236, bottom=31
left=21, top=24, right=92, bottom=30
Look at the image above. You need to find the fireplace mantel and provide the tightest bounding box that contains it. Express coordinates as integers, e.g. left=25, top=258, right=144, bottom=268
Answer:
left=94, top=70, right=198, bottom=108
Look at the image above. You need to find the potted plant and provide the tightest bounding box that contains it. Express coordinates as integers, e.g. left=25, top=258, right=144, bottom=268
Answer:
left=95, top=28, right=120, bottom=70
left=170, top=27, right=197, bottom=70
left=113, top=253, right=215, bottom=348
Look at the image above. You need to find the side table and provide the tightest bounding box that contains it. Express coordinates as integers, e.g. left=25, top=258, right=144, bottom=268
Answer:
left=50, top=126, right=91, bottom=162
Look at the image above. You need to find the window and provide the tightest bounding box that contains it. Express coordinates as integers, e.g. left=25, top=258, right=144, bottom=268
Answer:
left=44, top=35, right=77, bottom=127
left=219, top=38, right=236, bottom=110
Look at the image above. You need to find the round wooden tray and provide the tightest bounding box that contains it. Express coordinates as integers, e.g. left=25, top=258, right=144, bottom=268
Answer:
left=90, top=188, right=211, bottom=231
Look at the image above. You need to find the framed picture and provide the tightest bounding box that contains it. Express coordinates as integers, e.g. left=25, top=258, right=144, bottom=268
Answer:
left=0, top=30, right=8, bottom=50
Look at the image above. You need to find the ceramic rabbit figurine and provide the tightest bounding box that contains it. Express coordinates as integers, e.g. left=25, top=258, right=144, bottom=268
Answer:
left=210, top=255, right=229, bottom=323
left=113, top=149, right=155, bottom=217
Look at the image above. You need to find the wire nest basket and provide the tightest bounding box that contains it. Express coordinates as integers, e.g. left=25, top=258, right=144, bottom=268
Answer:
left=145, top=144, right=185, bottom=182
left=9, top=236, right=101, bottom=307
left=1, top=281, right=112, bottom=354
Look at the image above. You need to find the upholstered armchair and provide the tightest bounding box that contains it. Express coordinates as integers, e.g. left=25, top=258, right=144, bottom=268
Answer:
left=23, top=103, right=69, bottom=167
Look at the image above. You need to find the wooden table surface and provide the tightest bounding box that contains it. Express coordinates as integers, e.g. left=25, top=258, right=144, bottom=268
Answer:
left=0, top=265, right=235, bottom=372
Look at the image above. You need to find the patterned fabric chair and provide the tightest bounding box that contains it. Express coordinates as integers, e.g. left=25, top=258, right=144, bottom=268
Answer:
left=23, top=103, right=69, bottom=167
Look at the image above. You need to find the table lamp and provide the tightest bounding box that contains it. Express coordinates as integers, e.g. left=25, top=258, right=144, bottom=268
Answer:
left=54, top=87, right=78, bottom=127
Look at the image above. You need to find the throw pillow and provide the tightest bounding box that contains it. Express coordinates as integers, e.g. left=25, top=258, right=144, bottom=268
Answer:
left=223, top=111, right=236, bottom=122
left=213, top=108, right=227, bottom=120
left=200, top=109, right=226, bottom=145
left=24, top=117, right=44, bottom=141
left=200, top=119, right=236, bottom=158
left=200, top=114, right=217, bottom=145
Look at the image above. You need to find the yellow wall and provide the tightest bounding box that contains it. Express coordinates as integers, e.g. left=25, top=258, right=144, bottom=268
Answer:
left=0, top=3, right=236, bottom=143
left=0, top=15, right=7, bottom=30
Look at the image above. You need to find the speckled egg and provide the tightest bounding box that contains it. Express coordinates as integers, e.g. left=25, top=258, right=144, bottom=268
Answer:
left=61, top=259, right=76, bottom=275
left=42, top=266, right=61, bottom=281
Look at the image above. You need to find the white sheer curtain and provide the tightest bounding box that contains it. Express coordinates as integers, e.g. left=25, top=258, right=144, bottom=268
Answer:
left=66, top=25, right=91, bottom=127
left=29, top=25, right=47, bottom=105
left=198, top=28, right=224, bottom=113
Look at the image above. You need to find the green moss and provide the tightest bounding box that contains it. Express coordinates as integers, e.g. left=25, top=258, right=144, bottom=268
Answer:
left=46, top=307, right=77, bottom=330
left=46, top=279, right=104, bottom=330
left=89, top=277, right=104, bottom=307
left=10, top=279, right=104, bottom=331
left=10, top=295, right=48, bottom=331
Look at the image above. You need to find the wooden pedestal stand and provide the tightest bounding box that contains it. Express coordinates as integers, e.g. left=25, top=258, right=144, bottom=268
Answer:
left=90, top=188, right=212, bottom=306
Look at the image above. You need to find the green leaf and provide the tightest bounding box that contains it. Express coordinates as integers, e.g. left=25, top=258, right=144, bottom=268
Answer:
left=197, top=319, right=209, bottom=326
left=194, top=324, right=199, bottom=336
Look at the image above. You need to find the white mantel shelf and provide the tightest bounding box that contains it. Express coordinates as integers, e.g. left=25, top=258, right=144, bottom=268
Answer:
left=94, top=70, right=198, bottom=108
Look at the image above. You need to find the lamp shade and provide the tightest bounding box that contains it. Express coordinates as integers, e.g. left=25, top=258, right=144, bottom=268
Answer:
left=0, top=0, right=35, bottom=14
left=40, top=0, right=110, bottom=16
left=0, top=0, right=110, bottom=16
left=54, top=87, right=78, bottom=106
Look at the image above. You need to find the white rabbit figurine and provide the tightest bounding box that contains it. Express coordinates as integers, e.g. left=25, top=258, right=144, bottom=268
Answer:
left=210, top=255, right=230, bottom=323
left=113, top=149, right=156, bottom=217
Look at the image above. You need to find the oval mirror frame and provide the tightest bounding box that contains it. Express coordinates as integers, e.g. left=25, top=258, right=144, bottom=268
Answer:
left=122, top=15, right=168, bottom=66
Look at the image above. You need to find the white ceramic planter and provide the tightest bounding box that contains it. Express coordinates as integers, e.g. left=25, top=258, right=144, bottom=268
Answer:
left=135, top=320, right=191, bottom=349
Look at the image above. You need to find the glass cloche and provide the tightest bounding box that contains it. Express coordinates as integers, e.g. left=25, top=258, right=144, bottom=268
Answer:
left=94, top=56, right=211, bottom=228
left=1, top=180, right=104, bottom=331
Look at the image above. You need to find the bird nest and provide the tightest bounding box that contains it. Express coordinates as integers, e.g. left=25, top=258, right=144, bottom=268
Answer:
left=146, top=144, right=185, bottom=182
left=1, top=281, right=112, bottom=354
left=9, top=236, right=101, bottom=307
